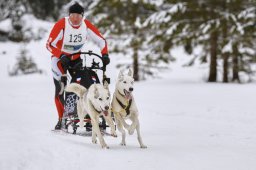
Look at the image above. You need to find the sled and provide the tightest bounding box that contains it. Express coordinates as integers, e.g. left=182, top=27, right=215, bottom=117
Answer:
left=60, top=51, right=113, bottom=135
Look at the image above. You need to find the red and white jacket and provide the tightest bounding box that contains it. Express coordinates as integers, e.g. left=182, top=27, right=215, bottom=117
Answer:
left=46, top=17, right=108, bottom=60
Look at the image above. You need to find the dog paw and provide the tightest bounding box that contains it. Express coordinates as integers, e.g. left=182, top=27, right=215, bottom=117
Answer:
left=140, top=145, right=147, bottom=149
left=101, top=144, right=109, bottom=149
left=92, top=139, right=97, bottom=144
left=120, top=142, right=126, bottom=146
left=111, top=132, right=117, bottom=137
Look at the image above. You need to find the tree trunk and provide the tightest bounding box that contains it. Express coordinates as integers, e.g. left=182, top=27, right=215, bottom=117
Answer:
left=232, top=43, right=240, bottom=83
left=131, top=3, right=139, bottom=81
left=222, top=1, right=229, bottom=83
left=133, top=49, right=139, bottom=81
left=223, top=52, right=229, bottom=83
left=208, top=30, right=218, bottom=82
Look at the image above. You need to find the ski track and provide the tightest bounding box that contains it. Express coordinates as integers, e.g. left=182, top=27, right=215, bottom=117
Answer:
left=1, top=73, right=256, bottom=170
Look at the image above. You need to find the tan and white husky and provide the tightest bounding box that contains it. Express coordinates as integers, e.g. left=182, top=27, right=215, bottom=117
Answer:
left=111, top=68, right=147, bottom=148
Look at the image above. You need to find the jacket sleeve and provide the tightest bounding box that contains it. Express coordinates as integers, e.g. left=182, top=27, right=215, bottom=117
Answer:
left=46, top=18, right=65, bottom=58
left=85, top=19, right=108, bottom=55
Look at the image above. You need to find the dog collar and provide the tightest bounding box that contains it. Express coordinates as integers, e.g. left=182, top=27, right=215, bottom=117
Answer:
left=117, top=90, right=125, bottom=97
left=89, top=100, right=101, bottom=114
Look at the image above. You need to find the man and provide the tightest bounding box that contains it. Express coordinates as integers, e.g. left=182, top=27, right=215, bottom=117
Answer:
left=46, top=2, right=110, bottom=130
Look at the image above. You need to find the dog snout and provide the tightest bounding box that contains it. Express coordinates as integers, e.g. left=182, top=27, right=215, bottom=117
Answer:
left=129, top=87, right=133, bottom=92
left=105, top=106, right=109, bottom=110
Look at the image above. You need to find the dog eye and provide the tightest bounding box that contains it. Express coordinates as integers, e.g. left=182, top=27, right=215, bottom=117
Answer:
left=107, top=97, right=109, bottom=100
left=123, top=81, right=127, bottom=83
left=99, top=98, right=102, bottom=101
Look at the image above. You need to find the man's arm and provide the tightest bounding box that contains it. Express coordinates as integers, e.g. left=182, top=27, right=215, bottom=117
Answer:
left=85, top=19, right=108, bottom=55
left=46, top=18, right=65, bottom=58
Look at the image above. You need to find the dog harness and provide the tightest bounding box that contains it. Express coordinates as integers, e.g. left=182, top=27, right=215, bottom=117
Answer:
left=89, top=100, right=101, bottom=114
left=115, top=97, right=132, bottom=116
left=88, top=100, right=109, bottom=117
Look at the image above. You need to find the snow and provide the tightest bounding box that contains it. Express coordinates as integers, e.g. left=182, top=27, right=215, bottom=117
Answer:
left=144, top=0, right=163, bottom=7
left=201, top=23, right=211, bottom=34
left=1, top=18, right=256, bottom=170
left=166, top=23, right=178, bottom=35
left=134, top=17, right=142, bottom=29
left=222, top=40, right=232, bottom=53
left=0, top=18, right=11, bottom=32
left=144, top=10, right=170, bottom=25
left=239, top=45, right=255, bottom=56
left=168, top=3, right=184, bottom=14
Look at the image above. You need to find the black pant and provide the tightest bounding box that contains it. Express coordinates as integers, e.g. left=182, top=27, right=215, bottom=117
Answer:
left=53, top=57, right=82, bottom=119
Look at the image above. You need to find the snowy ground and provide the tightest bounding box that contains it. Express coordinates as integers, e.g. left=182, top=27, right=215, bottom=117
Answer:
left=0, top=25, right=256, bottom=170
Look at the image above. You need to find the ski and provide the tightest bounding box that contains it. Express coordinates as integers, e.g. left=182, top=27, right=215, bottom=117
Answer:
left=51, top=129, right=113, bottom=137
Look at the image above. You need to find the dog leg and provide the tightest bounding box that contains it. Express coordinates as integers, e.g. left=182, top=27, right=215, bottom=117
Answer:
left=91, top=118, right=99, bottom=144
left=121, top=120, right=130, bottom=130
left=128, top=115, right=138, bottom=135
left=116, top=119, right=126, bottom=146
left=104, top=114, right=117, bottom=137
left=91, top=117, right=109, bottom=149
left=77, top=102, right=85, bottom=129
left=115, top=113, right=130, bottom=130
left=92, top=126, right=97, bottom=144
left=136, top=121, right=147, bottom=148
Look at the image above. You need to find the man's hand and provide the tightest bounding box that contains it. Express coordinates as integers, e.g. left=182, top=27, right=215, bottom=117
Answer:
left=102, top=54, right=110, bottom=66
left=60, top=54, right=71, bottom=69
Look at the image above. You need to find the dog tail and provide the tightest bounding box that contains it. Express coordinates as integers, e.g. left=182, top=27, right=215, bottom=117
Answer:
left=65, top=83, right=87, bottom=98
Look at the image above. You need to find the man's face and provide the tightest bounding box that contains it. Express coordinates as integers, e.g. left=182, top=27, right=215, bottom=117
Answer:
left=69, top=13, right=83, bottom=26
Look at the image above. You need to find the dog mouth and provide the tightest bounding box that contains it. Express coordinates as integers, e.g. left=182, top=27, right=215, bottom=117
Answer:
left=124, top=89, right=132, bottom=100
left=100, top=107, right=109, bottom=116
left=103, top=110, right=108, bottom=116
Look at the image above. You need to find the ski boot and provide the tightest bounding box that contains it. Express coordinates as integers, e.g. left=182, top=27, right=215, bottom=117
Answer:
left=54, top=119, right=62, bottom=130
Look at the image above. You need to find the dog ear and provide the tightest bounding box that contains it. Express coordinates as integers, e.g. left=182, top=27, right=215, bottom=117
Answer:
left=103, top=80, right=109, bottom=89
left=128, top=68, right=134, bottom=77
left=118, top=70, right=124, bottom=81
left=94, top=86, right=99, bottom=99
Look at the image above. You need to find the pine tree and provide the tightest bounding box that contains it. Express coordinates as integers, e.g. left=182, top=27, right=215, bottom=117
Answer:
left=8, top=1, right=26, bottom=42
left=0, top=0, right=15, bottom=21
left=146, top=0, right=256, bottom=83
left=9, top=45, right=42, bottom=76
left=90, top=0, right=159, bottom=81
left=27, top=0, right=70, bottom=20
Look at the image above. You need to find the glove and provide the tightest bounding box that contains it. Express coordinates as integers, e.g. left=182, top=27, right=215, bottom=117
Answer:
left=60, top=54, right=71, bottom=69
left=102, top=54, right=110, bottom=66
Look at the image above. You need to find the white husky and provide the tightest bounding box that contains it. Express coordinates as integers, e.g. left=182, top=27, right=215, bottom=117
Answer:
left=65, top=82, right=117, bottom=149
left=112, top=68, right=147, bottom=148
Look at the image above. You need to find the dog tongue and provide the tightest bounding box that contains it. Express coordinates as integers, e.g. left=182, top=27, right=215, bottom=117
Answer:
left=124, top=90, right=132, bottom=100
left=125, top=95, right=132, bottom=100
left=103, top=111, right=108, bottom=116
